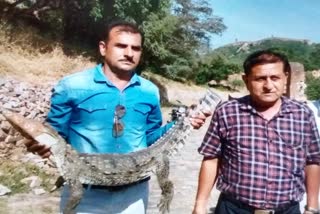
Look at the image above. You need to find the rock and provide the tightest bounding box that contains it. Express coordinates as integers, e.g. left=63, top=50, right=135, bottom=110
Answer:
left=0, top=184, right=11, bottom=196
left=16, top=138, right=27, bottom=147
left=0, top=77, right=52, bottom=162
left=0, top=129, right=7, bottom=141
left=0, top=114, right=5, bottom=121
left=21, top=176, right=42, bottom=188
left=20, top=153, right=43, bottom=163
left=33, top=188, right=46, bottom=195
left=0, top=142, right=6, bottom=150
left=208, top=80, right=217, bottom=87
left=1, top=121, right=12, bottom=133
left=0, top=78, right=6, bottom=87
left=4, top=135, right=17, bottom=144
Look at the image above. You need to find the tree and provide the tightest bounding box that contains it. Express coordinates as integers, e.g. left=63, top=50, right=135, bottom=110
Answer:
left=142, top=0, right=226, bottom=79
left=113, top=0, right=168, bottom=25
left=2, top=0, right=227, bottom=82
left=308, top=44, right=320, bottom=70
left=172, top=0, right=226, bottom=46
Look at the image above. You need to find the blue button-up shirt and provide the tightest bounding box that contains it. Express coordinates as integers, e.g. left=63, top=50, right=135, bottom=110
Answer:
left=46, top=64, right=172, bottom=154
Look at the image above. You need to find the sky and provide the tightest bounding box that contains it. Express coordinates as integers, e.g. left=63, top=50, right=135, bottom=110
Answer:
left=208, top=0, right=320, bottom=48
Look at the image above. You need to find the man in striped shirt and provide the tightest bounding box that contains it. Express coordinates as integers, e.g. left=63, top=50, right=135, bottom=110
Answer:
left=193, top=50, right=320, bottom=214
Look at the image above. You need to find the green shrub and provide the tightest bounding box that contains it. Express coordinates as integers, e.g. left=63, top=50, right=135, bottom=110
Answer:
left=230, top=79, right=244, bottom=89
left=305, top=77, right=320, bottom=100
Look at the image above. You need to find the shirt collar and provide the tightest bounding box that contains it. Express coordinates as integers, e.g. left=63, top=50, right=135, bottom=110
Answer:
left=279, top=96, right=294, bottom=114
left=93, top=64, right=141, bottom=86
left=238, top=95, right=293, bottom=115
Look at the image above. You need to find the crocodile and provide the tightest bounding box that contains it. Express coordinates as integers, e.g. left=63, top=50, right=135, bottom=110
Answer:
left=2, top=89, right=221, bottom=214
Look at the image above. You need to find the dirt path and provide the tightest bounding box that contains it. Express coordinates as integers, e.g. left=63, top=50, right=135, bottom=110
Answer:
left=147, top=122, right=220, bottom=214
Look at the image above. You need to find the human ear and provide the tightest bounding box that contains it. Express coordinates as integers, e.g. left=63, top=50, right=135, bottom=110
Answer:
left=242, top=74, right=250, bottom=90
left=242, top=74, right=248, bottom=84
left=99, top=41, right=106, bottom=56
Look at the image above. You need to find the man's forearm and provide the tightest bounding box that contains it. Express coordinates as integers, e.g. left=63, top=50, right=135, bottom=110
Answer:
left=193, top=157, right=219, bottom=214
left=305, top=164, right=320, bottom=209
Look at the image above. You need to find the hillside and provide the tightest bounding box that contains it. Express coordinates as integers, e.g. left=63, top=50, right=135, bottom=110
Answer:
left=210, top=37, right=320, bottom=71
left=0, top=22, right=96, bottom=85
left=0, top=22, right=229, bottom=214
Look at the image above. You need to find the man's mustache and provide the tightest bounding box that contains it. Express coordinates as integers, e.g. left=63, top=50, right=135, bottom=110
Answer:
left=119, top=58, right=134, bottom=63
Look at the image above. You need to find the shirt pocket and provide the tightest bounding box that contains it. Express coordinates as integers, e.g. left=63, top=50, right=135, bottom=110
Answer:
left=73, top=103, right=110, bottom=130
left=126, top=104, right=152, bottom=131
left=278, top=128, right=305, bottom=150
left=133, top=104, right=151, bottom=115
left=276, top=132, right=306, bottom=173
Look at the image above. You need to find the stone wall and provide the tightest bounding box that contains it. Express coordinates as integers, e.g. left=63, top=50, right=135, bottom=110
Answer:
left=311, top=70, right=320, bottom=78
left=287, top=62, right=306, bottom=101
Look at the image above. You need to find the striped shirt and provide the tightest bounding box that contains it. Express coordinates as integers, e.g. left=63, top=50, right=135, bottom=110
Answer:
left=198, top=96, right=320, bottom=209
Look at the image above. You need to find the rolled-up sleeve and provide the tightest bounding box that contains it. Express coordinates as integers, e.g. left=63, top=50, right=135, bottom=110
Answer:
left=306, top=112, right=320, bottom=165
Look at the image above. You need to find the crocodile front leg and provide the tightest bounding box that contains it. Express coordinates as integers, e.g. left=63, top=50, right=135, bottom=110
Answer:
left=156, top=154, right=174, bottom=214
left=63, top=179, right=83, bottom=214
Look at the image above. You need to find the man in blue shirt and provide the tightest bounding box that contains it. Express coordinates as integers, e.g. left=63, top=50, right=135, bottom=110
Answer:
left=25, top=19, right=209, bottom=213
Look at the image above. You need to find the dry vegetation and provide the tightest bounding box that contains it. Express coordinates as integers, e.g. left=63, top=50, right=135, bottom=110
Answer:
left=0, top=22, right=95, bottom=84
left=0, top=21, right=206, bottom=102
left=0, top=20, right=243, bottom=100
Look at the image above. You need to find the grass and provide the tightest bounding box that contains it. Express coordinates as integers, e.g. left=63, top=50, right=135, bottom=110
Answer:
left=0, top=160, right=55, bottom=194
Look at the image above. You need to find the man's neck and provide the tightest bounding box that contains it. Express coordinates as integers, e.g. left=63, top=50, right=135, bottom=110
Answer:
left=103, top=65, right=133, bottom=91
left=253, top=99, right=282, bottom=121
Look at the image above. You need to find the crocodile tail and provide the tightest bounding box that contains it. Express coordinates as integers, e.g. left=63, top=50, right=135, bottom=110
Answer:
left=159, top=89, right=222, bottom=157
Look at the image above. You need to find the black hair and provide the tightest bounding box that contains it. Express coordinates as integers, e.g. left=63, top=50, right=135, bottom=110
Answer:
left=101, top=19, right=143, bottom=45
left=243, top=49, right=291, bottom=76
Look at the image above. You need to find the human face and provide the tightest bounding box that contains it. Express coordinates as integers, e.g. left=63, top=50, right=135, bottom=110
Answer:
left=99, top=27, right=142, bottom=74
left=242, top=62, right=288, bottom=108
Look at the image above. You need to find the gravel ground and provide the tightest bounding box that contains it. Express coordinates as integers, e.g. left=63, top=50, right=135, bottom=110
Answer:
left=147, top=122, right=220, bottom=214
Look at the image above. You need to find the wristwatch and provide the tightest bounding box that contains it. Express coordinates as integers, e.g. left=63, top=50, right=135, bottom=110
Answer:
left=305, top=206, right=320, bottom=214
